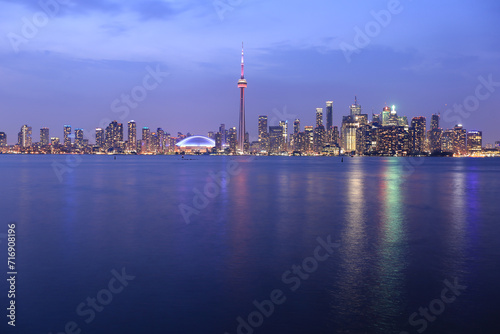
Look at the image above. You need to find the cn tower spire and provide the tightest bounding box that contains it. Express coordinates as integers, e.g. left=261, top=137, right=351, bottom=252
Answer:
left=241, top=42, right=245, bottom=79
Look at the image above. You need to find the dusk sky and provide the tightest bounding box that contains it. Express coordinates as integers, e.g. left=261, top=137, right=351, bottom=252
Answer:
left=1, top=0, right=499, bottom=144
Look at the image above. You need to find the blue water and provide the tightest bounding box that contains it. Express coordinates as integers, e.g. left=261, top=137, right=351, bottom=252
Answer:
left=1, top=155, right=499, bottom=334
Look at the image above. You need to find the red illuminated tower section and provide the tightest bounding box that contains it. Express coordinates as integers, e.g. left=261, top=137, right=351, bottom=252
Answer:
left=237, top=43, right=247, bottom=152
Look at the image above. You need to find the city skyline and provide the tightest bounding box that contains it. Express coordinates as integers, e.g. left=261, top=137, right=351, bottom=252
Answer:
left=0, top=1, right=499, bottom=145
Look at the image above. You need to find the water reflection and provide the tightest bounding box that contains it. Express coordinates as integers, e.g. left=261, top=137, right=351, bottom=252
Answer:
left=370, top=159, right=408, bottom=332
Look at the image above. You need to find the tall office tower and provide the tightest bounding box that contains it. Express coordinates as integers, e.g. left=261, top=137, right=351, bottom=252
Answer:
left=441, top=130, right=454, bottom=153
left=381, top=106, right=391, bottom=126
left=372, top=114, right=381, bottom=126
left=258, top=116, right=268, bottom=142
left=304, top=126, right=314, bottom=152
left=410, top=116, right=426, bottom=154
left=316, top=108, right=323, bottom=127
left=157, top=128, right=165, bottom=152
left=313, top=125, right=326, bottom=152
left=40, top=127, right=49, bottom=146
left=388, top=105, right=399, bottom=126
left=150, top=132, right=159, bottom=153
left=142, top=127, right=151, bottom=152
left=128, top=120, right=137, bottom=150
left=0, top=132, right=6, bottom=147
left=350, top=96, right=362, bottom=116
left=63, top=125, right=71, bottom=147
left=74, top=128, right=84, bottom=149
left=341, top=116, right=359, bottom=153
left=95, top=128, right=105, bottom=148
left=207, top=131, right=215, bottom=139
left=428, top=127, right=443, bottom=154
left=279, top=120, right=288, bottom=151
left=398, top=116, right=408, bottom=127
left=269, top=126, right=284, bottom=154
left=453, top=124, right=467, bottom=155
left=326, top=101, right=333, bottom=132
left=431, top=114, right=440, bottom=130
left=229, top=127, right=238, bottom=153
left=237, top=43, right=247, bottom=152
left=467, top=130, right=482, bottom=154
left=219, top=124, right=226, bottom=145
left=293, top=119, right=300, bottom=134
left=215, top=132, right=222, bottom=151
left=18, top=125, right=32, bottom=148
left=116, top=123, right=124, bottom=143
left=332, top=126, right=340, bottom=146
left=292, top=119, right=300, bottom=150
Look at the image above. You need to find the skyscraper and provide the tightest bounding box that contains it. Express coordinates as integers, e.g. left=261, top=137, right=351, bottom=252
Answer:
left=316, top=108, right=323, bottom=127
left=0, top=132, right=6, bottom=147
left=326, top=101, right=333, bottom=132
left=279, top=120, right=288, bottom=151
left=467, top=130, right=482, bottom=154
left=453, top=124, right=467, bottom=155
left=128, top=120, right=137, bottom=151
left=350, top=96, right=362, bottom=116
left=142, top=127, right=151, bottom=153
left=410, top=117, right=426, bottom=154
left=19, top=125, right=32, bottom=148
left=258, top=116, right=268, bottom=142
left=431, top=114, right=440, bottom=130
left=40, top=127, right=50, bottom=146
left=237, top=43, right=247, bottom=152
left=95, top=128, right=105, bottom=148
left=75, top=128, right=84, bottom=149
left=63, top=125, right=71, bottom=147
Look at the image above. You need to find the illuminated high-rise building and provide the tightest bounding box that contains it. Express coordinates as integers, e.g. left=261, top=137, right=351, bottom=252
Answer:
left=128, top=120, right=137, bottom=150
left=258, top=116, right=268, bottom=142
left=19, top=125, right=32, bottom=148
left=410, top=116, right=426, bottom=154
left=279, top=120, right=288, bottom=151
left=215, top=132, right=222, bottom=151
left=95, top=128, right=105, bottom=148
left=313, top=125, right=326, bottom=152
left=237, top=43, right=247, bottom=152
left=51, top=137, right=60, bottom=146
left=388, top=105, right=399, bottom=126
left=381, top=106, right=391, bottom=126
left=74, top=128, right=84, bottom=149
left=326, top=101, right=333, bottom=132
left=0, top=132, right=7, bottom=147
left=304, top=126, right=314, bottom=152
left=441, top=130, right=454, bottom=153
left=467, top=130, right=482, bottom=154
left=229, top=127, right=237, bottom=153
left=219, top=124, right=226, bottom=145
left=269, top=126, right=283, bottom=154
left=453, top=124, right=467, bottom=155
left=316, top=108, right=323, bottom=127
left=63, top=125, right=71, bottom=147
left=350, top=96, right=362, bottom=116
left=142, top=127, right=151, bottom=153
left=40, top=127, right=49, bottom=146
left=293, top=119, right=300, bottom=135
left=431, top=114, right=440, bottom=130
left=341, top=116, right=359, bottom=153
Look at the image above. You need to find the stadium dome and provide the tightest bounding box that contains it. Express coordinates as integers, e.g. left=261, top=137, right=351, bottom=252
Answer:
left=176, top=136, right=215, bottom=148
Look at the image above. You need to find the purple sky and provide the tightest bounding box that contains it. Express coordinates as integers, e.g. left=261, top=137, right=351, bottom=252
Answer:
left=1, top=0, right=499, bottom=144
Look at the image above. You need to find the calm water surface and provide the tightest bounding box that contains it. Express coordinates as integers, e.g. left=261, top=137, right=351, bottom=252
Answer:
left=0, top=155, right=499, bottom=334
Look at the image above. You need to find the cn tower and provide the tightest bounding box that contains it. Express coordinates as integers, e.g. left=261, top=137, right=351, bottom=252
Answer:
left=237, top=43, right=247, bottom=152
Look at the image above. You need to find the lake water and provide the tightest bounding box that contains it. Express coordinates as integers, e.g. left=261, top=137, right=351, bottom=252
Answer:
left=1, top=155, right=499, bottom=334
